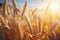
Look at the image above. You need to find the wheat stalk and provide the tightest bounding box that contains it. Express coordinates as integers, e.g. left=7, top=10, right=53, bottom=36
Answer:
left=3, top=0, right=8, bottom=17
left=21, top=1, right=27, bottom=18
left=12, top=0, right=17, bottom=8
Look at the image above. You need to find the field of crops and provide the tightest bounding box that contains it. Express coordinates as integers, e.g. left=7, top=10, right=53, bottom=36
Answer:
left=0, top=0, right=60, bottom=40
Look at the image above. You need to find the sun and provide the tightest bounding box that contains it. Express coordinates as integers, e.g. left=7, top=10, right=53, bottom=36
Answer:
left=50, top=2, right=59, bottom=10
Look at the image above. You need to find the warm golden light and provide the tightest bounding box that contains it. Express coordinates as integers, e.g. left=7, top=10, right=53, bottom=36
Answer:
left=50, top=2, right=59, bottom=10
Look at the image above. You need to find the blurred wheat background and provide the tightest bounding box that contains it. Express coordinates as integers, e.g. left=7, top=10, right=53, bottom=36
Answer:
left=0, top=0, right=60, bottom=40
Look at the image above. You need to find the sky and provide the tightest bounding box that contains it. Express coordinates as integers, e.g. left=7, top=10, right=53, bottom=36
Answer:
left=8, top=0, right=43, bottom=9
left=0, top=0, right=60, bottom=9
left=19, top=0, right=48, bottom=9
left=14, top=0, right=49, bottom=9
left=0, top=0, right=41, bottom=8
left=0, top=0, right=4, bottom=3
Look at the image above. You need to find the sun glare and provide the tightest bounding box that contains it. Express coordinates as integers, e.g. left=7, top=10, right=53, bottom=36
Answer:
left=50, top=2, right=59, bottom=10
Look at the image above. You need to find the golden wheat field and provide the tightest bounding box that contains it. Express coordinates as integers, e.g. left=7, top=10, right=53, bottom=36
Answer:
left=0, top=0, right=60, bottom=40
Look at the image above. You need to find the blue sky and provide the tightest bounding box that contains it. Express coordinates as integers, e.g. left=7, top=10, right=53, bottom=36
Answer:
left=0, top=0, right=58, bottom=9
left=0, top=0, right=4, bottom=3
left=8, top=0, right=43, bottom=8
left=18, top=0, right=42, bottom=8
left=16, top=0, right=49, bottom=9
left=0, top=0, right=47, bottom=8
